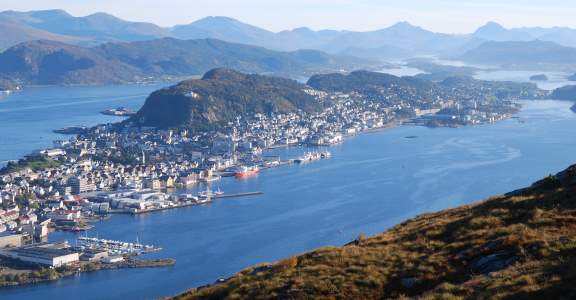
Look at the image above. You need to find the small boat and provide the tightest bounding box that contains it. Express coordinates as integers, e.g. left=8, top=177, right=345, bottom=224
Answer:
left=100, top=107, right=136, bottom=117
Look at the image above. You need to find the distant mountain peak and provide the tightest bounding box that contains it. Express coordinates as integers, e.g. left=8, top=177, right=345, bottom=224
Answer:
left=473, top=21, right=534, bottom=41
left=85, top=12, right=122, bottom=20
left=475, top=21, right=507, bottom=34
left=191, top=16, right=246, bottom=26
left=384, top=21, right=429, bottom=34
left=392, top=21, right=417, bottom=28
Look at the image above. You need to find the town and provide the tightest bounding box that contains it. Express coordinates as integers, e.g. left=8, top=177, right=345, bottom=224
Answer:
left=0, top=73, right=546, bottom=283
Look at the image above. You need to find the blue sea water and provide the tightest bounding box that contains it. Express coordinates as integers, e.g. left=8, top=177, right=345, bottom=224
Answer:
left=0, top=83, right=168, bottom=166
left=1, top=84, right=576, bottom=299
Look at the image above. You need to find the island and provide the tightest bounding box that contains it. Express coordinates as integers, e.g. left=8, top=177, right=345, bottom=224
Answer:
left=172, top=164, right=576, bottom=299
left=551, top=85, right=576, bottom=101
left=571, top=103, right=576, bottom=113
left=530, top=74, right=549, bottom=81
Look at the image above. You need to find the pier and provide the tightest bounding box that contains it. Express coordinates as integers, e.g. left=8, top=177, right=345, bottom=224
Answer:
left=212, top=191, right=263, bottom=199
left=109, top=191, right=263, bottom=215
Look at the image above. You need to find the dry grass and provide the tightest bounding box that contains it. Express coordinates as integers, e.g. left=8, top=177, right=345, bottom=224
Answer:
left=172, top=165, right=576, bottom=300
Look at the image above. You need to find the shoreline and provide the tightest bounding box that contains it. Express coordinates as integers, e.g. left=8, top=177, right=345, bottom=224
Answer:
left=0, top=258, right=176, bottom=288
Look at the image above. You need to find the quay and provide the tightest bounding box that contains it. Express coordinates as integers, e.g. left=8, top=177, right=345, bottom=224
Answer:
left=109, top=191, right=263, bottom=215
left=212, top=191, right=263, bottom=199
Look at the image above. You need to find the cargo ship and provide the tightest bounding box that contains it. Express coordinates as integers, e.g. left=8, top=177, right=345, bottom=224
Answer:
left=234, top=165, right=260, bottom=177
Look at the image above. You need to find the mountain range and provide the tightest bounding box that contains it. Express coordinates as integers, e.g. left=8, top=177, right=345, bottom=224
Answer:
left=5, top=9, right=576, bottom=62
left=459, top=40, right=576, bottom=65
left=0, top=38, right=374, bottom=85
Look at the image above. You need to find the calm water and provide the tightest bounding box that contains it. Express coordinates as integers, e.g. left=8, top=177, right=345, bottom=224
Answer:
left=0, top=83, right=170, bottom=166
left=2, top=97, right=576, bottom=299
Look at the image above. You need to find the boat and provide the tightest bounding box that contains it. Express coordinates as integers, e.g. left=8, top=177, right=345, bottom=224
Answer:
left=100, top=107, right=136, bottom=117
left=178, top=193, right=199, bottom=202
left=197, top=189, right=218, bottom=202
left=294, top=152, right=322, bottom=163
left=320, top=151, right=331, bottom=158
left=234, top=165, right=260, bottom=177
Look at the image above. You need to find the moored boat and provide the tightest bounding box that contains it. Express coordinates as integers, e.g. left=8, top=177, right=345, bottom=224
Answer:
left=234, top=165, right=260, bottom=177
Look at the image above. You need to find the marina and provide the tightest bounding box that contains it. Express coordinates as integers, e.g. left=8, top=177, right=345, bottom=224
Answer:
left=76, top=236, right=161, bottom=256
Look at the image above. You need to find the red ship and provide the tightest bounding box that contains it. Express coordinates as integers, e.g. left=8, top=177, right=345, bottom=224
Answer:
left=234, top=165, right=260, bottom=177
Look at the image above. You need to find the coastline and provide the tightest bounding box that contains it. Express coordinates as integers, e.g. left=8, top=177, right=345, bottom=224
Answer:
left=0, top=258, right=176, bottom=288
left=2, top=99, right=575, bottom=299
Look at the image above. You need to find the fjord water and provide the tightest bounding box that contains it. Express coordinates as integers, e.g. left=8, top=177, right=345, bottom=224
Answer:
left=2, top=97, right=576, bottom=299
left=0, top=83, right=168, bottom=166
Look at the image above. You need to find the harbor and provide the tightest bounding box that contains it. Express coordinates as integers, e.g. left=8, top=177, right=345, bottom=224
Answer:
left=2, top=100, right=576, bottom=299
left=76, top=236, right=161, bottom=256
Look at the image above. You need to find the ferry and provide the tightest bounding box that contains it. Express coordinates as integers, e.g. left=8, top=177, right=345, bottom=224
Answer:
left=295, top=151, right=331, bottom=163
left=294, top=152, right=321, bottom=163
left=234, top=165, right=260, bottom=177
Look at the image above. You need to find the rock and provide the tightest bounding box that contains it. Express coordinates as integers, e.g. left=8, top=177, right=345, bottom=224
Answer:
left=471, top=250, right=519, bottom=274
left=401, top=277, right=418, bottom=289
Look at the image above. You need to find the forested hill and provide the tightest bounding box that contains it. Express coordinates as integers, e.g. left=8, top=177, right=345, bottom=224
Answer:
left=131, top=68, right=323, bottom=128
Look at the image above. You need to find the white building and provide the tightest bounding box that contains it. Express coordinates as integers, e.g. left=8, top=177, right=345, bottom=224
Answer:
left=2, top=242, right=79, bottom=267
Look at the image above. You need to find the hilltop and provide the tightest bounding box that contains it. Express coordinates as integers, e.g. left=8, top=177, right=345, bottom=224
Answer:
left=173, top=164, right=576, bottom=299
left=131, top=68, right=323, bottom=128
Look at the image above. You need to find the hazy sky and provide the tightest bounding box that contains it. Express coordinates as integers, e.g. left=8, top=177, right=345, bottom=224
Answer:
left=2, top=0, right=574, bottom=33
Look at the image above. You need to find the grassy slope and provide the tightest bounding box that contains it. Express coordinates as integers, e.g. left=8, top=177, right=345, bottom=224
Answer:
left=173, top=165, right=576, bottom=300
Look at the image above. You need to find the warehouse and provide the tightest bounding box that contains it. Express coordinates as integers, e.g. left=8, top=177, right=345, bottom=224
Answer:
left=2, top=242, right=79, bottom=267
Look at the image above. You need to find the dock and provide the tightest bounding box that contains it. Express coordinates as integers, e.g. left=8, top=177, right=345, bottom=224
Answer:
left=110, top=191, right=263, bottom=215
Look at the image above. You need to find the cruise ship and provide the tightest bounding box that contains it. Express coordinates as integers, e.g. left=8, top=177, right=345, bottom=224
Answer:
left=234, top=165, right=260, bottom=177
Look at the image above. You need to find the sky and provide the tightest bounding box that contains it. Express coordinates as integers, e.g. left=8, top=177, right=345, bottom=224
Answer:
left=1, top=0, right=575, bottom=33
